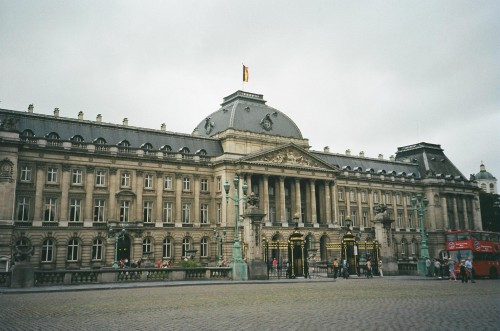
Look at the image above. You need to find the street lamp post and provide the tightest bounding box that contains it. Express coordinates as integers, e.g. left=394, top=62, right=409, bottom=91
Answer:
left=108, top=228, right=127, bottom=268
left=411, top=193, right=429, bottom=276
left=224, top=174, right=248, bottom=279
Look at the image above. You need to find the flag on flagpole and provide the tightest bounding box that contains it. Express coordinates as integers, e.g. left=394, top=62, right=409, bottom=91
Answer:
left=243, top=65, right=249, bottom=82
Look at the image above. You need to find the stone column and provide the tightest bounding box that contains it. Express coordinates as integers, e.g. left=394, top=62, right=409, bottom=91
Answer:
left=357, top=190, right=363, bottom=228
left=402, top=194, right=409, bottom=229
left=305, top=181, right=311, bottom=223
left=279, top=176, right=286, bottom=225
left=441, top=195, right=449, bottom=229
left=294, top=178, right=302, bottom=223
left=452, top=195, right=459, bottom=229
left=426, top=191, right=436, bottom=230
left=84, top=166, right=95, bottom=223
left=346, top=188, right=351, bottom=221
left=262, top=175, right=269, bottom=224
left=310, top=180, right=317, bottom=225
left=462, top=196, right=469, bottom=229
left=108, top=168, right=118, bottom=222
left=332, top=182, right=338, bottom=226
left=59, top=164, right=71, bottom=226
left=246, top=174, right=252, bottom=195
left=33, top=163, right=45, bottom=225
left=194, top=175, right=200, bottom=227
left=175, top=173, right=182, bottom=227
left=324, top=181, right=332, bottom=225
left=472, top=196, right=482, bottom=230
left=135, top=170, right=143, bottom=222
left=243, top=204, right=267, bottom=280
left=368, top=189, right=374, bottom=226
left=155, top=172, right=163, bottom=227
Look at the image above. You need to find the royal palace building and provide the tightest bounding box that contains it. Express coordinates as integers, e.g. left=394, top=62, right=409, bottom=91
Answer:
left=0, top=91, right=482, bottom=272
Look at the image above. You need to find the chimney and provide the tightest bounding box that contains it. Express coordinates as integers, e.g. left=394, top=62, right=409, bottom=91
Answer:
left=324, top=146, right=330, bottom=153
left=28, top=104, right=34, bottom=113
left=53, top=108, right=60, bottom=117
left=390, top=155, right=395, bottom=162
left=122, top=118, right=128, bottom=126
left=78, top=111, right=84, bottom=120
left=345, top=149, right=351, bottom=156
left=359, top=151, right=365, bottom=157
left=378, top=154, right=384, bottom=160
left=96, top=114, right=102, bottom=123
left=161, top=123, right=166, bottom=131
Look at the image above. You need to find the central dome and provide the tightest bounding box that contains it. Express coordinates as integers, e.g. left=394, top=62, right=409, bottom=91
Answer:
left=193, top=91, right=303, bottom=139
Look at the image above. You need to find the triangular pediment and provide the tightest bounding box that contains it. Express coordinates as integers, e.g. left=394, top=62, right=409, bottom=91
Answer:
left=240, top=143, right=339, bottom=172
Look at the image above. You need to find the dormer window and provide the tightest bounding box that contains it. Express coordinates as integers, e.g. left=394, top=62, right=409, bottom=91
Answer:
left=71, top=135, right=85, bottom=148
left=160, top=145, right=172, bottom=152
left=118, top=140, right=131, bottom=153
left=195, top=149, right=207, bottom=156
left=141, top=143, right=154, bottom=155
left=94, top=138, right=107, bottom=151
left=21, top=129, right=36, bottom=143
left=46, top=132, right=61, bottom=146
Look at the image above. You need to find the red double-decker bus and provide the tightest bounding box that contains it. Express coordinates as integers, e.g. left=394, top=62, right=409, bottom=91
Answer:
left=444, top=230, right=500, bottom=279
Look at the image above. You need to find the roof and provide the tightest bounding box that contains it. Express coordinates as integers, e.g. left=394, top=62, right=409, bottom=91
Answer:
left=193, top=91, right=303, bottom=139
left=476, top=163, right=496, bottom=180
left=0, top=108, right=224, bottom=156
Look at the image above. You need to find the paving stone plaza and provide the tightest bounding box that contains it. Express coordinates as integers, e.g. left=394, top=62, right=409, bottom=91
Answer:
left=1, top=278, right=499, bottom=330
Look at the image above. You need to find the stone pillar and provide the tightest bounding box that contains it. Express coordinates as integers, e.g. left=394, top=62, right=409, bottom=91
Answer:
left=305, top=181, right=311, bottom=223
left=441, top=195, right=449, bottom=229
left=310, top=180, right=317, bottom=225
left=175, top=173, right=182, bottom=227
left=472, top=196, right=482, bottom=230
left=346, top=188, right=351, bottom=221
left=135, top=170, right=143, bottom=221
left=372, top=207, right=398, bottom=276
left=368, top=189, right=374, bottom=226
left=452, top=195, right=459, bottom=229
left=324, top=181, right=332, bottom=225
left=33, top=163, right=45, bottom=225
left=84, top=166, right=95, bottom=223
left=279, top=176, right=286, bottom=226
left=194, top=175, right=200, bottom=227
left=155, top=172, right=163, bottom=227
left=332, top=183, right=339, bottom=226
left=294, top=178, right=302, bottom=223
left=357, top=190, right=363, bottom=228
left=246, top=174, right=252, bottom=195
left=59, top=165, right=71, bottom=226
left=243, top=203, right=267, bottom=280
left=108, top=168, right=118, bottom=221
left=462, top=196, right=469, bottom=229
left=402, top=194, right=409, bottom=228
left=426, top=191, right=437, bottom=230
left=262, top=175, right=269, bottom=224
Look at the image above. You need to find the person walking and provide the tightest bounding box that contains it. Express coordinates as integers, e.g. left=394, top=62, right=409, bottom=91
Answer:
left=425, top=258, right=432, bottom=277
left=366, top=259, right=373, bottom=278
left=459, top=260, right=467, bottom=283
left=448, top=259, right=456, bottom=281
left=465, top=257, right=475, bottom=283
left=434, top=259, right=442, bottom=278
left=378, top=259, right=383, bottom=277
left=333, top=258, right=339, bottom=279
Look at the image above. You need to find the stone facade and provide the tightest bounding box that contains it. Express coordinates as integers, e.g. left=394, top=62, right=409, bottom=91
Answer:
left=0, top=91, right=482, bottom=272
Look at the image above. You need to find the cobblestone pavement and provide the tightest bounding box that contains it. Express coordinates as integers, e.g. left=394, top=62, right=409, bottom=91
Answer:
left=1, top=278, right=499, bottom=331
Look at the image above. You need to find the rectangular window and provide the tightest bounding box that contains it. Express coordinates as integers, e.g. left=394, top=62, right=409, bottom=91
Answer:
left=338, top=190, right=344, bottom=201
left=121, top=173, right=130, bottom=187
left=92, top=239, right=103, bottom=260
left=95, top=170, right=106, bottom=186
left=119, top=200, right=130, bottom=222
left=339, top=210, right=345, bottom=226
left=269, top=186, right=275, bottom=196
left=408, top=213, right=414, bottom=228
left=44, top=198, right=57, bottom=222
left=351, top=210, right=357, bottom=226
left=397, top=213, right=403, bottom=228
left=163, top=202, right=173, bottom=223
left=217, top=203, right=222, bottom=224
left=200, top=238, right=208, bottom=257
left=144, top=174, right=153, bottom=189
left=373, top=192, right=379, bottom=204
left=143, top=201, right=153, bottom=222
left=183, top=177, right=190, bottom=191
left=47, top=167, right=58, bottom=183
left=361, top=191, right=367, bottom=203
left=20, top=165, right=32, bottom=182
left=362, top=211, right=368, bottom=227
left=93, top=199, right=106, bottom=222
left=182, top=203, right=191, bottom=223
left=270, top=207, right=276, bottom=222
left=406, top=195, right=412, bottom=205
left=286, top=207, right=291, bottom=222
left=164, top=176, right=173, bottom=190
left=396, top=194, right=401, bottom=205
left=69, top=198, right=82, bottom=222
left=349, top=190, right=356, bottom=202
left=71, top=169, right=83, bottom=185
left=201, top=204, right=209, bottom=224
left=385, top=192, right=392, bottom=204
left=217, top=177, right=222, bottom=192
left=41, top=240, right=53, bottom=262
left=16, top=197, right=31, bottom=221
left=201, top=178, right=209, bottom=192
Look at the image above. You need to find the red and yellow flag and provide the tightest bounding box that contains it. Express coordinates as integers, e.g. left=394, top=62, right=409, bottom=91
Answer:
left=243, top=65, right=249, bottom=82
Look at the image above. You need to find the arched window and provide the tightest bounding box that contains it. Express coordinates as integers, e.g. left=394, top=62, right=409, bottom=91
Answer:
left=46, top=132, right=61, bottom=146
left=480, top=183, right=487, bottom=191
left=489, top=183, right=495, bottom=192
left=142, top=237, right=153, bottom=254
left=306, top=234, right=313, bottom=251
left=21, top=129, right=36, bottom=143
left=410, top=239, right=417, bottom=256
left=182, top=237, right=192, bottom=258
left=46, top=132, right=60, bottom=140
left=117, top=140, right=131, bottom=153
left=163, top=237, right=173, bottom=259
left=41, top=238, right=54, bottom=262
left=21, top=129, right=35, bottom=137
left=160, top=145, right=172, bottom=152
left=195, top=149, right=207, bottom=156
left=67, top=238, right=80, bottom=261
left=94, top=137, right=107, bottom=151
left=92, top=238, right=104, bottom=260
left=141, top=143, right=154, bottom=155
left=401, top=239, right=408, bottom=257
left=200, top=237, right=209, bottom=257
left=70, top=135, right=85, bottom=148
left=179, top=147, right=190, bottom=154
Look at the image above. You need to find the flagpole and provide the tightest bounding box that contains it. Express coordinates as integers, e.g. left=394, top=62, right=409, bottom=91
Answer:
left=242, top=62, right=245, bottom=91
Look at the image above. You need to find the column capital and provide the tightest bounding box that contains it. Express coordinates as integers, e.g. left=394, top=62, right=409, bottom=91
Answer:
left=86, top=165, right=95, bottom=172
left=175, top=172, right=183, bottom=179
left=193, top=174, right=200, bottom=179
left=109, top=167, right=117, bottom=175
left=62, top=164, right=71, bottom=172
left=156, top=171, right=163, bottom=177
left=136, top=170, right=144, bottom=177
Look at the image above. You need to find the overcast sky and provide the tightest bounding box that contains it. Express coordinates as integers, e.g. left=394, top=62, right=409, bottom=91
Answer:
left=1, top=1, right=499, bottom=180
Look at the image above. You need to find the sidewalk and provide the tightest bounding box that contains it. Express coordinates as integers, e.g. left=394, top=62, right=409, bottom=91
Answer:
left=0, top=275, right=436, bottom=295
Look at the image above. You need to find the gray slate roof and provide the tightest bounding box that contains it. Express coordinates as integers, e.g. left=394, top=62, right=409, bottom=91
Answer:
left=0, top=109, right=224, bottom=156
left=193, top=91, right=303, bottom=139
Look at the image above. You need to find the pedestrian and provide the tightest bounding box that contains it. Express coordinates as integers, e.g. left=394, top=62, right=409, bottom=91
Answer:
left=272, top=258, right=278, bottom=273
left=366, top=259, right=372, bottom=278
left=119, top=259, right=124, bottom=268
left=465, top=257, right=475, bottom=283
left=434, top=259, right=442, bottom=278
left=157, top=259, right=162, bottom=268
left=378, top=259, right=383, bottom=277
left=459, top=260, right=467, bottom=283
left=426, top=258, right=432, bottom=277
left=448, top=259, right=456, bottom=281
left=333, top=258, right=339, bottom=279
left=342, top=259, right=349, bottom=279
